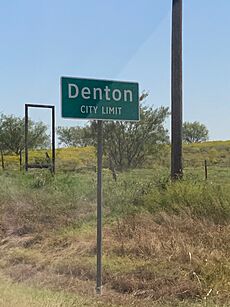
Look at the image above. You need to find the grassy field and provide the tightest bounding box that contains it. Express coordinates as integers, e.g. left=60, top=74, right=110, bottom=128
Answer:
left=0, top=141, right=230, bottom=306
left=2, top=140, right=230, bottom=170
left=1, top=146, right=96, bottom=171
left=0, top=274, right=101, bottom=307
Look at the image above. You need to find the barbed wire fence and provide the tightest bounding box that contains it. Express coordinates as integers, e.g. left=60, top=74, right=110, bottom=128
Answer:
left=1, top=150, right=230, bottom=185
left=182, top=159, right=230, bottom=183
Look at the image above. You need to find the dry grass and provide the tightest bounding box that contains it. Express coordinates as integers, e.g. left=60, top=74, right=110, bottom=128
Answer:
left=0, top=273, right=107, bottom=307
left=0, top=169, right=230, bottom=306
left=1, top=212, right=229, bottom=306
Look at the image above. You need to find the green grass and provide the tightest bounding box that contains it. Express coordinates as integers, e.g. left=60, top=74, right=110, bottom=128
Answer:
left=1, top=146, right=96, bottom=171
left=0, top=141, right=230, bottom=306
left=1, top=276, right=226, bottom=307
left=2, top=140, right=230, bottom=171
left=183, top=141, right=230, bottom=166
left=0, top=274, right=106, bottom=307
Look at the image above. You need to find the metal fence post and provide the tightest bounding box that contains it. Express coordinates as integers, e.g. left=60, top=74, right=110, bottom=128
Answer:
left=204, top=159, right=208, bottom=180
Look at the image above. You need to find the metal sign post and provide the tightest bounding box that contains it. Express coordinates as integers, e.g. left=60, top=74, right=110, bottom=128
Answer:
left=96, top=120, right=103, bottom=294
left=61, top=76, right=139, bottom=295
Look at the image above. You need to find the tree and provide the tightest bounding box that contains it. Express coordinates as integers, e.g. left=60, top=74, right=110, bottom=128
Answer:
left=91, top=105, right=170, bottom=171
left=57, top=126, right=92, bottom=147
left=27, top=120, right=50, bottom=150
left=182, top=121, right=209, bottom=143
left=0, top=114, right=24, bottom=155
left=0, top=114, right=49, bottom=165
left=57, top=93, right=169, bottom=171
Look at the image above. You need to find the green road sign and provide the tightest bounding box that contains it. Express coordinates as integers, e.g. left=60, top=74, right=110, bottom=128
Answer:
left=61, top=77, right=139, bottom=121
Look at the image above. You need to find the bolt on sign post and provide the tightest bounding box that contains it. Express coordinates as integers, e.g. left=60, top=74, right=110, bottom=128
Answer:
left=171, top=0, right=183, bottom=179
left=61, top=76, right=139, bottom=294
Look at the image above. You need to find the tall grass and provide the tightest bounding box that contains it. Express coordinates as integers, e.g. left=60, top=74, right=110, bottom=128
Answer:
left=0, top=164, right=230, bottom=306
left=144, top=180, right=230, bottom=224
left=0, top=274, right=102, bottom=307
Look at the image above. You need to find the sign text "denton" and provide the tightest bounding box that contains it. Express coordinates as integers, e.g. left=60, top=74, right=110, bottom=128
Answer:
left=68, top=84, right=133, bottom=103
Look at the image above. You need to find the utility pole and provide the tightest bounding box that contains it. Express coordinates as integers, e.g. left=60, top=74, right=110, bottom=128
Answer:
left=171, top=0, right=183, bottom=179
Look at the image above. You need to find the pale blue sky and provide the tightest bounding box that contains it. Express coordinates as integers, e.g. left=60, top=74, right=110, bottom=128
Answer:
left=0, top=0, right=229, bottom=140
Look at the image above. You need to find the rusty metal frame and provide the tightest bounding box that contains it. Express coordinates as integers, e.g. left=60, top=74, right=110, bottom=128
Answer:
left=25, top=104, right=55, bottom=173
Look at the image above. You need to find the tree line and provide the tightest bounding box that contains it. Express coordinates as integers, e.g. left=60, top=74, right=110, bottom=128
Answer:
left=0, top=114, right=49, bottom=169
left=0, top=104, right=209, bottom=170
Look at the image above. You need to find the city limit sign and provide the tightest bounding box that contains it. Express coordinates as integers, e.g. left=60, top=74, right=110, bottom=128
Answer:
left=61, top=77, right=139, bottom=121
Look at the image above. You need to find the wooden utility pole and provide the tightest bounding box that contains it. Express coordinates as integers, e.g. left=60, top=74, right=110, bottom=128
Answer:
left=171, top=0, right=183, bottom=179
